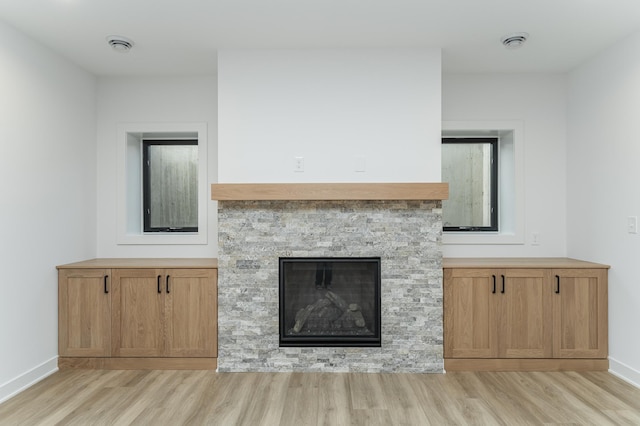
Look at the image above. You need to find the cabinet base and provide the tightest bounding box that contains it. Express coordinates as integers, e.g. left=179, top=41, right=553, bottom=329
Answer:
left=58, top=357, right=217, bottom=370
left=444, top=358, right=609, bottom=372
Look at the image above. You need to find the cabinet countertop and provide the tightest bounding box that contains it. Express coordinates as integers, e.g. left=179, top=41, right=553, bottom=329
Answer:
left=443, top=257, right=609, bottom=269
left=57, top=257, right=607, bottom=270
left=57, top=258, right=218, bottom=269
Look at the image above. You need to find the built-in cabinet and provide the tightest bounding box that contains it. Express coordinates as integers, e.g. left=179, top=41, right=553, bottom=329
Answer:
left=443, top=258, right=608, bottom=371
left=58, top=259, right=217, bottom=369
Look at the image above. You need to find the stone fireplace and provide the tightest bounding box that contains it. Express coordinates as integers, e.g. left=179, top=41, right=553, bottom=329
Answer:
left=213, top=183, right=447, bottom=373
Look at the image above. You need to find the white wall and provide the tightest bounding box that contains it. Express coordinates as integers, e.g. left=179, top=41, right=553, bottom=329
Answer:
left=95, top=76, right=218, bottom=257
left=442, top=73, right=568, bottom=257
left=218, top=48, right=442, bottom=183
left=0, top=19, right=96, bottom=402
left=567, top=31, right=640, bottom=385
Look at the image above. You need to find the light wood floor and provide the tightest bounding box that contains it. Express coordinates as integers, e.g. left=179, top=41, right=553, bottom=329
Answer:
left=1, top=370, right=640, bottom=425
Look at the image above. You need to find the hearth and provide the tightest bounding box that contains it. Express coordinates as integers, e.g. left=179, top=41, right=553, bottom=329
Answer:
left=279, top=257, right=381, bottom=347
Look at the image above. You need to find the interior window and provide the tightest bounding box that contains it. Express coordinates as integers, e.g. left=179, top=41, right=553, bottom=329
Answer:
left=142, top=140, right=198, bottom=232
left=442, top=137, right=498, bottom=231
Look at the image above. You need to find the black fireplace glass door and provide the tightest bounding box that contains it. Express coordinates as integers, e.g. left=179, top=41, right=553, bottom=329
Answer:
left=279, top=257, right=381, bottom=347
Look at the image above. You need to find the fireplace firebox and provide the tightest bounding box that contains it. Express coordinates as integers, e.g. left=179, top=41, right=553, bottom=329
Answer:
left=279, top=257, right=381, bottom=347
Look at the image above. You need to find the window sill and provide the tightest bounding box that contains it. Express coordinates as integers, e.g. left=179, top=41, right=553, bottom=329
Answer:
left=442, top=231, right=524, bottom=245
left=118, top=233, right=207, bottom=245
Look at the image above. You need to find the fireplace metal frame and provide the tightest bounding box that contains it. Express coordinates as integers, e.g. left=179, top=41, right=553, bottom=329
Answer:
left=279, top=257, right=382, bottom=347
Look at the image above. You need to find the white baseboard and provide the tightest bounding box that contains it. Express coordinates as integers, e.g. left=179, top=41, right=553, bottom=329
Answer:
left=609, top=357, right=640, bottom=389
left=0, top=356, right=58, bottom=404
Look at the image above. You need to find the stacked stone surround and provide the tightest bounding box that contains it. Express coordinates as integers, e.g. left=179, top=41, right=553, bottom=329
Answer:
left=217, top=199, right=444, bottom=373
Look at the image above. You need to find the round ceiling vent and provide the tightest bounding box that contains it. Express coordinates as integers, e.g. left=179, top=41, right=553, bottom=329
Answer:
left=106, top=35, right=134, bottom=52
left=500, top=32, right=529, bottom=49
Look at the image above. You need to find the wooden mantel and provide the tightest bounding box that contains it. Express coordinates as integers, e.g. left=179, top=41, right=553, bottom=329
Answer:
left=211, top=183, right=448, bottom=201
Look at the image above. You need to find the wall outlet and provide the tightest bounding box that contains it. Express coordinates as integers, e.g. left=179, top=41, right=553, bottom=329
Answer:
left=355, top=156, right=366, bottom=172
left=294, top=156, right=304, bottom=172
left=531, top=232, right=540, bottom=245
left=628, top=216, right=638, bottom=234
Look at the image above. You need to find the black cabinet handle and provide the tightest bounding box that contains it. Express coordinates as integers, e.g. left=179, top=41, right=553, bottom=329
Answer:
left=157, top=275, right=162, bottom=294
left=555, top=275, right=560, bottom=294
left=166, top=275, right=171, bottom=294
left=492, top=275, right=496, bottom=294
left=104, top=275, right=109, bottom=294
left=501, top=275, right=505, bottom=294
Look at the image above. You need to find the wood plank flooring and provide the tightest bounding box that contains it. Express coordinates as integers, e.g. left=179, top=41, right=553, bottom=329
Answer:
left=1, top=370, right=640, bottom=425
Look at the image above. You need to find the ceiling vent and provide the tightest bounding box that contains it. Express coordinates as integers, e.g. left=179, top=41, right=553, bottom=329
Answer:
left=500, top=32, right=529, bottom=49
left=106, top=35, right=134, bottom=52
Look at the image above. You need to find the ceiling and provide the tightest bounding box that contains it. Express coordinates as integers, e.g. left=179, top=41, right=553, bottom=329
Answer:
left=1, top=0, right=639, bottom=76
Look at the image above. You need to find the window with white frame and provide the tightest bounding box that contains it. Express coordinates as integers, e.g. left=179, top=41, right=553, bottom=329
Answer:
left=442, top=121, right=524, bottom=245
left=117, top=123, right=208, bottom=245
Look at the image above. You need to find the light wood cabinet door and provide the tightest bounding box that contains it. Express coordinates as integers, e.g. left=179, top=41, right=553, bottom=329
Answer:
left=165, top=269, right=217, bottom=357
left=498, top=269, right=553, bottom=358
left=112, top=269, right=165, bottom=357
left=444, top=268, right=499, bottom=358
left=111, top=268, right=217, bottom=358
left=58, top=269, right=112, bottom=357
left=552, top=269, right=608, bottom=358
